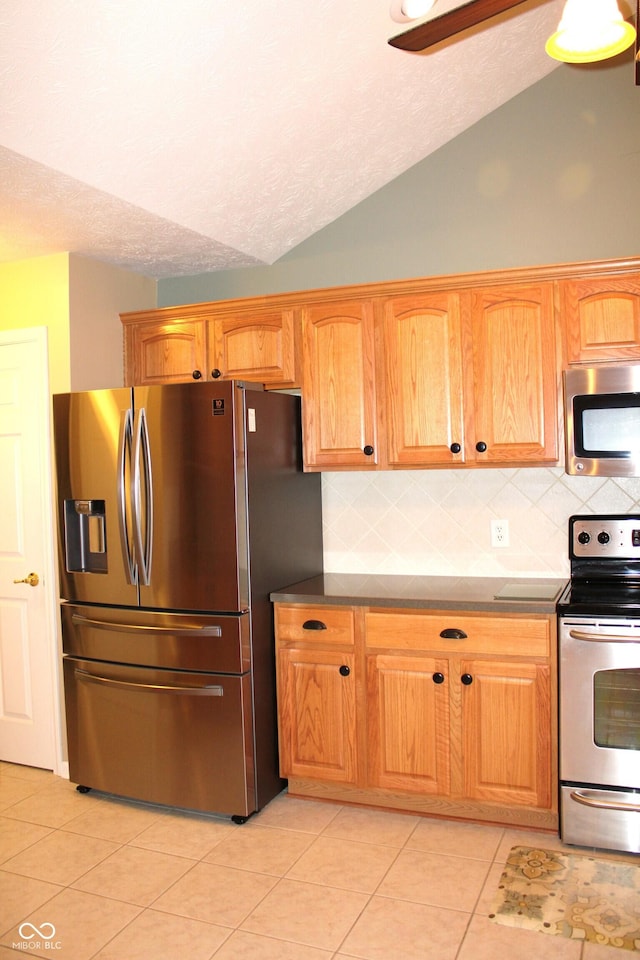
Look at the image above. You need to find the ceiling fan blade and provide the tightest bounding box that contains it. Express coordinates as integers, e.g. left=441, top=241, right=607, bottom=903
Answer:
left=388, top=0, right=531, bottom=51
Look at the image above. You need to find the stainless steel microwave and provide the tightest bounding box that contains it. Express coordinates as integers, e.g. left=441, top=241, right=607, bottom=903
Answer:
left=564, top=364, right=640, bottom=477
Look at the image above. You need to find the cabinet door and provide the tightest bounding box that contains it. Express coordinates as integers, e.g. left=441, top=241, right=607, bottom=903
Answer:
left=277, top=647, right=357, bottom=783
left=460, top=658, right=551, bottom=808
left=560, top=274, right=640, bottom=363
left=301, top=300, right=377, bottom=468
left=126, top=320, right=206, bottom=385
left=207, top=308, right=299, bottom=386
left=367, top=653, right=450, bottom=795
left=468, top=284, right=558, bottom=463
left=381, top=293, right=465, bottom=465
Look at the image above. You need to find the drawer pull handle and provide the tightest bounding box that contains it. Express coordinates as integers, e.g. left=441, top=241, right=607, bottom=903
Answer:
left=75, top=669, right=224, bottom=696
left=302, top=619, right=327, bottom=630
left=432, top=672, right=445, bottom=684
left=570, top=790, right=640, bottom=813
left=439, top=628, right=468, bottom=640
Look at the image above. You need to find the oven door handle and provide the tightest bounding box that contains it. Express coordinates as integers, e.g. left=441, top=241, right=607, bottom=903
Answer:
left=568, top=629, right=640, bottom=643
left=570, top=790, right=640, bottom=814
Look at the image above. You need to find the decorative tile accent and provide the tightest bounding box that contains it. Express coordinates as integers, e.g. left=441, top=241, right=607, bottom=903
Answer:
left=322, top=469, right=640, bottom=579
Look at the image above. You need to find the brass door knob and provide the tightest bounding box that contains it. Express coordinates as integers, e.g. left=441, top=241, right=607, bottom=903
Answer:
left=13, top=572, right=39, bottom=587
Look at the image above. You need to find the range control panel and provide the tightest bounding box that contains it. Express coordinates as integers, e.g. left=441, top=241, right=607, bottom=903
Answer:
left=570, top=514, right=640, bottom=559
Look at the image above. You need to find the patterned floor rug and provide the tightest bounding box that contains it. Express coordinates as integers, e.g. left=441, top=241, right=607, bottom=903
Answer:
left=489, top=846, right=640, bottom=951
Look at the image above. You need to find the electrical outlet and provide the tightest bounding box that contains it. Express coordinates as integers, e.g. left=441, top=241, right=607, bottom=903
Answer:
left=491, top=519, right=510, bottom=548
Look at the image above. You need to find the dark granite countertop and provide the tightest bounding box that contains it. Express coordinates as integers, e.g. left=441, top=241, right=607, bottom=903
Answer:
left=270, top=573, right=567, bottom=615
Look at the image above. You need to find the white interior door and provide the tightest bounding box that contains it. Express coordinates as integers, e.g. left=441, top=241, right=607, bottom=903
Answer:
left=0, top=327, right=59, bottom=769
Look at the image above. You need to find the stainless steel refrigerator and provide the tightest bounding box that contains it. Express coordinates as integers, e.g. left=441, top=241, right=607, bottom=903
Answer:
left=53, top=381, right=323, bottom=820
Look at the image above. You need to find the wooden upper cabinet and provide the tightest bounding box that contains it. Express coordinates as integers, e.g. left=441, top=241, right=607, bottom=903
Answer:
left=560, top=273, right=640, bottom=363
left=301, top=299, right=378, bottom=469
left=467, top=283, right=558, bottom=464
left=381, top=293, right=465, bottom=466
left=122, top=304, right=300, bottom=387
left=125, top=319, right=207, bottom=385
left=207, top=308, right=299, bottom=386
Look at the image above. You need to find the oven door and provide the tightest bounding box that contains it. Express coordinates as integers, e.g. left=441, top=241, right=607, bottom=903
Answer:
left=559, top=617, right=640, bottom=788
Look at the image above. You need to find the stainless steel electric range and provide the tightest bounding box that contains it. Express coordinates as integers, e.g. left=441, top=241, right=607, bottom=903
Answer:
left=557, top=514, right=640, bottom=854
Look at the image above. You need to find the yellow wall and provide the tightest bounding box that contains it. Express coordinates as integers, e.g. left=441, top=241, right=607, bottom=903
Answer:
left=0, top=253, right=156, bottom=393
left=0, top=253, right=71, bottom=393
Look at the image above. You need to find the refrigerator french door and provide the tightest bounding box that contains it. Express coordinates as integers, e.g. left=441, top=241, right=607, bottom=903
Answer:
left=53, top=381, right=323, bottom=819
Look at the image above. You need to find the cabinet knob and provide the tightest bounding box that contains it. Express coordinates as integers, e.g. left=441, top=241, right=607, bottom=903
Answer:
left=475, top=441, right=487, bottom=453
left=339, top=664, right=351, bottom=677
left=192, top=370, right=203, bottom=380
left=439, top=628, right=468, bottom=640
left=432, top=672, right=445, bottom=684
left=363, top=445, right=375, bottom=457
left=302, top=619, right=327, bottom=631
left=461, top=673, right=473, bottom=685
left=211, top=368, right=222, bottom=379
left=450, top=443, right=461, bottom=454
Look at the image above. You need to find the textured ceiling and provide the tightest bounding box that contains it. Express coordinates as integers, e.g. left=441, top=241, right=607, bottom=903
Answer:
left=0, top=0, right=567, bottom=279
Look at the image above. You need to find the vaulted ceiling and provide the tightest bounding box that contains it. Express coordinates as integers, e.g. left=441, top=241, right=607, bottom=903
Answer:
left=0, top=0, right=568, bottom=278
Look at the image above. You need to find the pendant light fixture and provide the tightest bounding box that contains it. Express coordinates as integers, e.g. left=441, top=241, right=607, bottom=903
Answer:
left=546, top=0, right=636, bottom=63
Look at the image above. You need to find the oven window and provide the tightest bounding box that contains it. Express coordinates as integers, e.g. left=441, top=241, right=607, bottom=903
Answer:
left=594, top=668, right=640, bottom=750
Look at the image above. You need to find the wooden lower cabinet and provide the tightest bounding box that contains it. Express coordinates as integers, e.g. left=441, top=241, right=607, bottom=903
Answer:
left=460, top=658, right=551, bottom=809
left=275, top=602, right=558, bottom=830
left=277, top=646, right=357, bottom=783
left=367, top=652, right=450, bottom=796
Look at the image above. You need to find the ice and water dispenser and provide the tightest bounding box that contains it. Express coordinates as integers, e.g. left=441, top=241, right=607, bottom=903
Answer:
left=64, top=499, right=107, bottom=573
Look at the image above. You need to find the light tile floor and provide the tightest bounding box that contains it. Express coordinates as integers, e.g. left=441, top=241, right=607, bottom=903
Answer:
left=0, top=762, right=635, bottom=959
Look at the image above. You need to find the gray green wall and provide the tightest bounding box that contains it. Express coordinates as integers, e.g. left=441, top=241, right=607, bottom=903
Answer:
left=158, top=51, right=640, bottom=307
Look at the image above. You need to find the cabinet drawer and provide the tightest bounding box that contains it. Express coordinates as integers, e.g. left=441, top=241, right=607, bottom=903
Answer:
left=275, top=604, right=355, bottom=646
left=365, top=611, right=550, bottom=657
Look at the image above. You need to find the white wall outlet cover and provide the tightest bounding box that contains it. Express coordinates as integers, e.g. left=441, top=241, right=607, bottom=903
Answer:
left=491, top=519, right=510, bottom=547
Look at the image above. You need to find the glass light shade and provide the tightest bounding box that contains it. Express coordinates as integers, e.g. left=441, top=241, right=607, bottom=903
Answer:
left=546, top=0, right=636, bottom=63
left=389, top=0, right=436, bottom=23
left=401, top=0, right=437, bottom=17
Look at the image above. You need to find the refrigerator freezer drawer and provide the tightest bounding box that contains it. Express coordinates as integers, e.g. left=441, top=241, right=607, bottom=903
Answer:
left=64, top=657, right=255, bottom=817
left=61, top=603, right=250, bottom=673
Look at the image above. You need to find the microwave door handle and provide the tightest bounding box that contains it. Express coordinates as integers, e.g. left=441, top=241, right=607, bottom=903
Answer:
left=569, top=629, right=640, bottom=643
left=132, top=406, right=153, bottom=587
left=117, top=407, right=137, bottom=584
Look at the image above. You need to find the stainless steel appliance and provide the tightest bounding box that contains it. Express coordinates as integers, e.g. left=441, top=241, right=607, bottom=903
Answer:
left=564, top=363, right=640, bottom=477
left=557, top=514, right=640, bottom=853
left=53, top=381, right=323, bottom=821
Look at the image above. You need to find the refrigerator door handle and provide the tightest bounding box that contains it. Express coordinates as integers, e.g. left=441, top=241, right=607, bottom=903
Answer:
left=75, top=668, right=224, bottom=696
left=70, top=612, right=223, bottom=636
left=132, top=406, right=154, bottom=586
left=117, top=407, right=137, bottom=584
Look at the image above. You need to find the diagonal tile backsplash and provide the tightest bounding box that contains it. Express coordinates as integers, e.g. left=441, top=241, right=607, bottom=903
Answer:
left=321, top=468, right=640, bottom=579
